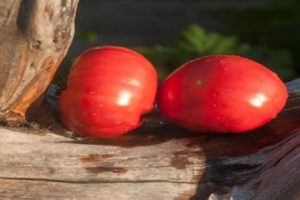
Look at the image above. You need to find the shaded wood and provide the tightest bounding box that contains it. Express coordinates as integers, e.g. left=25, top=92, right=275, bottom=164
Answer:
left=0, top=79, right=299, bottom=199
left=0, top=0, right=79, bottom=122
left=0, top=179, right=197, bottom=200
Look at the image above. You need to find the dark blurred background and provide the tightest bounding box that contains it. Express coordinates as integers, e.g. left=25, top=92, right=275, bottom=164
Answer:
left=55, top=0, right=300, bottom=83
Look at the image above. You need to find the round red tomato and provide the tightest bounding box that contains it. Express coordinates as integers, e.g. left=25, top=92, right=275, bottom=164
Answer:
left=59, top=46, right=157, bottom=137
left=158, top=55, right=288, bottom=133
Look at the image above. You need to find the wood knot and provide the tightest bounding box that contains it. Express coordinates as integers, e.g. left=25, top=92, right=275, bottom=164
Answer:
left=171, top=151, right=193, bottom=169
left=79, top=154, right=113, bottom=162
left=30, top=40, right=42, bottom=50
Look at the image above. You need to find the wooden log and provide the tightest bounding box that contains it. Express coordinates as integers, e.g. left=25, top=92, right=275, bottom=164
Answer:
left=0, top=0, right=79, bottom=122
left=0, top=79, right=299, bottom=200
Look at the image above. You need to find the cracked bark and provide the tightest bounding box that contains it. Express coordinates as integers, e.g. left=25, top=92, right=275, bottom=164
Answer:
left=0, top=0, right=79, bottom=122
left=0, top=79, right=299, bottom=200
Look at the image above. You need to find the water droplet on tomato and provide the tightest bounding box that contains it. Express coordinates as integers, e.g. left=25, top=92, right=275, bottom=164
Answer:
left=167, top=92, right=175, bottom=100
left=90, top=112, right=97, bottom=116
left=221, top=65, right=229, bottom=71
left=128, top=79, right=140, bottom=87
left=218, top=59, right=229, bottom=71
left=224, top=123, right=229, bottom=128
left=273, top=97, right=279, bottom=103
left=220, top=59, right=227, bottom=64
left=205, top=58, right=212, bottom=63
left=88, top=91, right=96, bottom=95
left=221, top=92, right=226, bottom=98
left=121, top=127, right=129, bottom=132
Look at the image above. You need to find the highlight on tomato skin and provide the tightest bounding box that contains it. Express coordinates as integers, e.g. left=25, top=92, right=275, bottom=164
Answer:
left=59, top=45, right=158, bottom=138
left=157, top=55, right=288, bottom=134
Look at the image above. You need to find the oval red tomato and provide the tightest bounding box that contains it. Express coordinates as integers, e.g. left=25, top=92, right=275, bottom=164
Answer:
left=158, top=55, right=288, bottom=133
left=59, top=46, right=157, bottom=137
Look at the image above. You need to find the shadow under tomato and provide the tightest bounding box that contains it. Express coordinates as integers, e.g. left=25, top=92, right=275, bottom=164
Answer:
left=61, top=124, right=188, bottom=147
left=189, top=101, right=300, bottom=199
left=60, top=100, right=300, bottom=199
left=27, top=88, right=300, bottom=199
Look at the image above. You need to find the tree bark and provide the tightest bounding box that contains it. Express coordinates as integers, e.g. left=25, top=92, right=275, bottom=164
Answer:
left=0, top=79, right=299, bottom=200
left=0, top=0, right=79, bottom=122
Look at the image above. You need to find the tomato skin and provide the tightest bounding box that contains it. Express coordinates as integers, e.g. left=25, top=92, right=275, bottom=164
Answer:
left=158, top=55, right=288, bottom=133
left=59, top=46, right=157, bottom=137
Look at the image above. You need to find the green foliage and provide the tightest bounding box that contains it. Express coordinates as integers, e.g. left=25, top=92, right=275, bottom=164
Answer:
left=174, top=25, right=248, bottom=55
left=135, top=25, right=295, bottom=81
left=216, top=0, right=300, bottom=78
left=76, top=31, right=98, bottom=43
left=242, top=47, right=294, bottom=80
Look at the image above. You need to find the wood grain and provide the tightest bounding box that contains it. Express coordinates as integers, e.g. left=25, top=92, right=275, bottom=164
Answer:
left=0, top=0, right=79, bottom=122
left=0, top=79, right=299, bottom=199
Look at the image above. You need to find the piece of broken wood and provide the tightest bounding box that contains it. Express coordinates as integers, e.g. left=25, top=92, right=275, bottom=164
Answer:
left=0, top=79, right=299, bottom=200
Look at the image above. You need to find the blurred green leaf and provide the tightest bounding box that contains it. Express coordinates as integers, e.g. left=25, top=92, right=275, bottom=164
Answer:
left=134, top=24, right=295, bottom=81
left=216, top=0, right=300, bottom=79
left=242, top=47, right=295, bottom=79
left=76, top=31, right=98, bottom=43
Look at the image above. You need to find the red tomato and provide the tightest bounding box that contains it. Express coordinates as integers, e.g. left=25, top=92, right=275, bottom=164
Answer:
left=158, top=55, right=288, bottom=133
left=59, top=46, right=157, bottom=137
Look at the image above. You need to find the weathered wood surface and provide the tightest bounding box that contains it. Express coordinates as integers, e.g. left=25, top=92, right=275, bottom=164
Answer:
left=0, top=79, right=299, bottom=200
left=0, top=0, right=78, bottom=122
